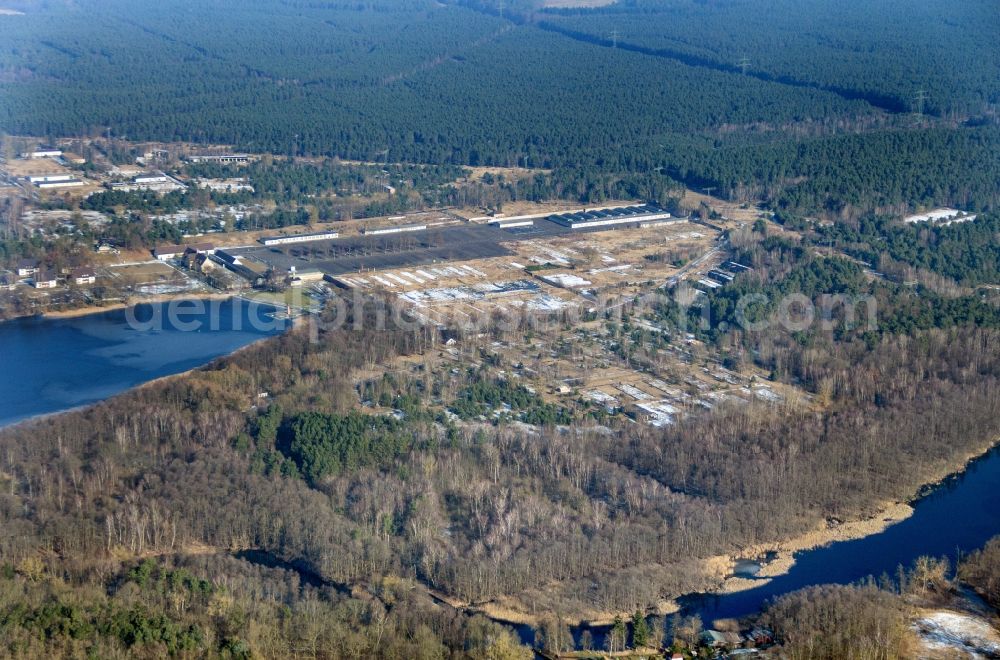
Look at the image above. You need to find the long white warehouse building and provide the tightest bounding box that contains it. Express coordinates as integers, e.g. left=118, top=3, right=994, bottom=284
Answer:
left=490, top=219, right=534, bottom=229
left=36, top=179, right=85, bottom=189
left=28, top=174, right=74, bottom=183
left=362, top=224, right=427, bottom=236
left=260, top=231, right=340, bottom=246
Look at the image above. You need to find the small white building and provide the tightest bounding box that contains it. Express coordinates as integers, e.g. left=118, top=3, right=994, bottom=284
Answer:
left=33, top=271, right=59, bottom=289
left=109, top=172, right=184, bottom=193
left=153, top=244, right=187, bottom=261
left=134, top=174, right=169, bottom=185
left=28, top=174, right=85, bottom=189
left=490, top=219, right=534, bottom=229
left=538, top=273, right=593, bottom=289
left=21, top=148, right=63, bottom=159
left=0, top=271, right=17, bottom=291
left=16, top=259, right=40, bottom=278
left=71, top=267, right=97, bottom=285
left=153, top=242, right=214, bottom=261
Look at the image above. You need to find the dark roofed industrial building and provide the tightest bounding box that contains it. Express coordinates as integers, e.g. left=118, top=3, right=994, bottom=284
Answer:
left=548, top=204, right=673, bottom=229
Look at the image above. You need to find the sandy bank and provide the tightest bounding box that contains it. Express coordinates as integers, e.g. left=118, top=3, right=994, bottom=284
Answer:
left=439, top=591, right=680, bottom=630
left=421, top=437, right=1000, bottom=631
left=704, top=436, right=1000, bottom=597
left=705, top=501, right=915, bottom=596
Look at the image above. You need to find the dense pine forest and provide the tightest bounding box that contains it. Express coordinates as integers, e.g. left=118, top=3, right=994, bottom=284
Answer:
left=1, top=0, right=998, bottom=216
left=536, top=0, right=999, bottom=116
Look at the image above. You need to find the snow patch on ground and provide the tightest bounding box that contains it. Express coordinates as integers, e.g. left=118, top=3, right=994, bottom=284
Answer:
left=913, top=610, right=1000, bottom=659
left=136, top=282, right=201, bottom=295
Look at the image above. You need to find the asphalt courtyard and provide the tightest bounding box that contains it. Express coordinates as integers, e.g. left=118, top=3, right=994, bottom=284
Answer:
left=226, top=216, right=679, bottom=276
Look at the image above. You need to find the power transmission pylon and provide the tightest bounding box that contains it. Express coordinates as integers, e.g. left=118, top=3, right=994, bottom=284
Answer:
left=738, top=56, right=751, bottom=75
left=610, top=30, right=620, bottom=48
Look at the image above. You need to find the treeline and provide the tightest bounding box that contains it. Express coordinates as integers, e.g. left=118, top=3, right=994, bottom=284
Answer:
left=0, top=0, right=872, bottom=163
left=537, top=0, right=999, bottom=117
left=758, top=584, right=913, bottom=659
left=959, top=536, right=1000, bottom=609
left=7, top=0, right=976, bottom=218
left=664, top=126, right=1000, bottom=214
left=448, top=375, right=573, bottom=426
left=0, top=554, right=532, bottom=658
left=276, top=410, right=416, bottom=486
left=181, top=159, right=469, bottom=205
left=668, top=235, right=1000, bottom=345
left=756, top=545, right=1000, bottom=659
left=78, top=160, right=465, bottom=216
left=818, top=213, right=1000, bottom=286
left=3, top=1, right=996, bottom=216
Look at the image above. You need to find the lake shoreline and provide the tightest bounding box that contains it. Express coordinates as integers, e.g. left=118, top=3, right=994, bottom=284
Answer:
left=125, top=327, right=291, bottom=396
left=704, top=500, right=917, bottom=598
left=0, top=297, right=290, bottom=431
left=687, top=435, right=1000, bottom=613
left=40, top=291, right=234, bottom=320
left=463, top=436, right=1000, bottom=631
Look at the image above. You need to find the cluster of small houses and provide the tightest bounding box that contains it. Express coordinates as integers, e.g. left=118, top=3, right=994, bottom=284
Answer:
left=542, top=627, right=774, bottom=660
left=650, top=628, right=776, bottom=660
left=153, top=242, right=244, bottom=288
left=699, top=627, right=774, bottom=656
left=694, top=262, right=752, bottom=293
left=17, top=146, right=256, bottom=194
left=0, top=258, right=96, bottom=291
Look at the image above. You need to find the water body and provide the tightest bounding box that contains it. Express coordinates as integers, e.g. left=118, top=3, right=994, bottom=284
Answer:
left=731, top=559, right=764, bottom=579
left=0, top=298, right=287, bottom=428
left=679, top=445, right=1000, bottom=623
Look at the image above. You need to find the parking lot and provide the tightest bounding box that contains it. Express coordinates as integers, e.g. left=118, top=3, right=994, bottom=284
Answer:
left=223, top=215, right=666, bottom=276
